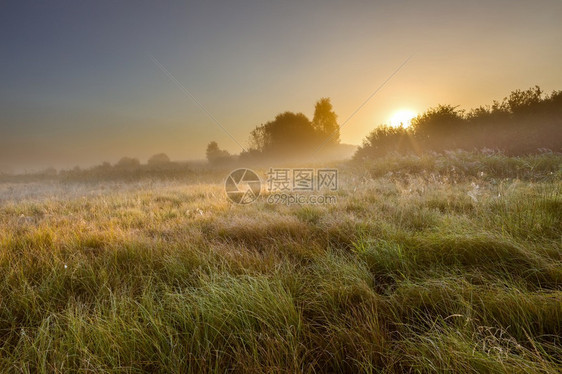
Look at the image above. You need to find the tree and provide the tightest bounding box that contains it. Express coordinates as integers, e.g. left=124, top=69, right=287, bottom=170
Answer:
left=206, top=141, right=231, bottom=164
left=116, top=157, right=140, bottom=168
left=411, top=105, right=465, bottom=150
left=147, top=153, right=171, bottom=166
left=240, top=98, right=341, bottom=160
left=247, top=112, right=318, bottom=156
left=312, top=98, right=340, bottom=145
left=503, top=86, right=542, bottom=113
left=248, top=125, right=270, bottom=153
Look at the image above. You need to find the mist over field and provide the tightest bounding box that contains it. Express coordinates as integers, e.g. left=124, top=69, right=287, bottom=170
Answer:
left=1, top=1, right=561, bottom=373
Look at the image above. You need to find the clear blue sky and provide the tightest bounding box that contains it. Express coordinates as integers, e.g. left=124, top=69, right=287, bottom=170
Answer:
left=1, top=0, right=561, bottom=170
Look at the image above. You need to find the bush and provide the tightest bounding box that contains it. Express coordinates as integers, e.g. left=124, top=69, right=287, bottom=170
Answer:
left=147, top=153, right=171, bottom=166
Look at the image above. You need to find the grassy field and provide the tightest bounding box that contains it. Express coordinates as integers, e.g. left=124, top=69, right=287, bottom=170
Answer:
left=0, top=152, right=560, bottom=373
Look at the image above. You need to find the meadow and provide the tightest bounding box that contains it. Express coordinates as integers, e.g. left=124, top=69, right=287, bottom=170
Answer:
left=0, top=151, right=560, bottom=373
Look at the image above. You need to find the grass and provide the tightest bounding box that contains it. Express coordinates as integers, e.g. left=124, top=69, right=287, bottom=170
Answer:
left=0, top=151, right=560, bottom=373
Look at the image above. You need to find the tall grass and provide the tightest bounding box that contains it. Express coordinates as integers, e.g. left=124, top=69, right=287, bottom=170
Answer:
left=0, top=152, right=560, bottom=372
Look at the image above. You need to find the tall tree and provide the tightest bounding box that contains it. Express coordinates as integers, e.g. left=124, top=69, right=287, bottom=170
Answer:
left=312, top=98, right=340, bottom=145
left=248, top=112, right=316, bottom=155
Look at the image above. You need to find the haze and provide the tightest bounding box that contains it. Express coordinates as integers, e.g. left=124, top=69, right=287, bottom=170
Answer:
left=1, top=0, right=561, bottom=171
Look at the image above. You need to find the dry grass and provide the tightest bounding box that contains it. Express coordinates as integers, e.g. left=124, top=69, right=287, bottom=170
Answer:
left=0, top=152, right=560, bottom=373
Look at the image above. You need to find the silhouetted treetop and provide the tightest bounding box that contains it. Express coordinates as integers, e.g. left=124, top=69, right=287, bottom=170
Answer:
left=206, top=141, right=231, bottom=164
left=312, top=98, right=340, bottom=144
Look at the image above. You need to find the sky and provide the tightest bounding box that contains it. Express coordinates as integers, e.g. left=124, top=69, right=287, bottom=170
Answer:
left=1, top=0, right=561, bottom=171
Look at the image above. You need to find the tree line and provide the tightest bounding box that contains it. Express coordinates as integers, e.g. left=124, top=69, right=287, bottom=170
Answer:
left=206, top=98, right=340, bottom=164
left=208, top=86, right=561, bottom=165
left=354, top=86, right=562, bottom=161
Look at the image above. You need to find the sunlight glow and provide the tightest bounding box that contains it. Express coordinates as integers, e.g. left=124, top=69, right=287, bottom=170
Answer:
left=389, top=109, right=417, bottom=128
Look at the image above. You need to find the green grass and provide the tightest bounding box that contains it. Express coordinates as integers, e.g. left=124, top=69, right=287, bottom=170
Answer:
left=0, top=152, right=560, bottom=373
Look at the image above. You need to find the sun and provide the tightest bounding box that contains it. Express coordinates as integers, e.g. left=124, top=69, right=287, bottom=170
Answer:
left=389, top=109, right=417, bottom=128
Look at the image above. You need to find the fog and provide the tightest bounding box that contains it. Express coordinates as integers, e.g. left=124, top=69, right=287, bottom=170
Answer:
left=2, top=1, right=562, bottom=171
